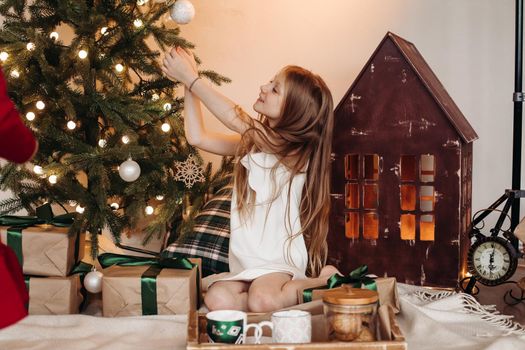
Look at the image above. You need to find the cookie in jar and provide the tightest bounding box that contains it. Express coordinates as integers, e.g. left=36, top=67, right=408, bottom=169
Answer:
left=323, top=287, right=379, bottom=342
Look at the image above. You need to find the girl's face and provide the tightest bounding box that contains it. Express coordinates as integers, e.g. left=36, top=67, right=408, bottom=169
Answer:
left=253, top=72, right=286, bottom=124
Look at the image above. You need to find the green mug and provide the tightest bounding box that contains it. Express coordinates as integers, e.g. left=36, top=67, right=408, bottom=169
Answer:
left=206, top=310, right=264, bottom=344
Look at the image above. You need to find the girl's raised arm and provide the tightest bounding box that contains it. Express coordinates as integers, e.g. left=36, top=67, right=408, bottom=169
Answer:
left=183, top=85, right=241, bottom=156
left=162, top=47, right=256, bottom=136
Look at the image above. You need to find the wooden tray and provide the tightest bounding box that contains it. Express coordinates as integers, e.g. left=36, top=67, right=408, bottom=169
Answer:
left=187, top=302, right=406, bottom=349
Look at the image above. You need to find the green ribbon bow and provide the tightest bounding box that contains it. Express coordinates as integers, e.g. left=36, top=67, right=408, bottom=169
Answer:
left=98, top=253, right=199, bottom=315
left=1, top=204, right=76, bottom=267
left=303, top=265, right=377, bottom=303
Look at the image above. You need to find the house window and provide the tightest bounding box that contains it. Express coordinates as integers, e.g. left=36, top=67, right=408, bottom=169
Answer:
left=344, top=154, right=380, bottom=240
left=399, top=154, right=435, bottom=241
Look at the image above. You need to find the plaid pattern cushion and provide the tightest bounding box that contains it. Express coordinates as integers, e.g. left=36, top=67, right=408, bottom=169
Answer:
left=162, top=186, right=231, bottom=277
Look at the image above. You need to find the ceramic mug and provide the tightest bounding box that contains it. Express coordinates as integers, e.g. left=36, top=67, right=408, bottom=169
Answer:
left=206, top=310, right=264, bottom=344
left=259, top=309, right=312, bottom=343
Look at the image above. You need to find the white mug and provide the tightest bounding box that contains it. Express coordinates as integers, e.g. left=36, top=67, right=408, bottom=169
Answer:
left=206, top=310, right=265, bottom=344
left=259, top=310, right=312, bottom=343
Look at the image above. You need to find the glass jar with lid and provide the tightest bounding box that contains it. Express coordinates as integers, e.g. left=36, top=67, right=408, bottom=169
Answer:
left=322, top=287, right=379, bottom=342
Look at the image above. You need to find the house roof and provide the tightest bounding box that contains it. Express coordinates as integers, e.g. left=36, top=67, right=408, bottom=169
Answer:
left=337, top=32, right=478, bottom=143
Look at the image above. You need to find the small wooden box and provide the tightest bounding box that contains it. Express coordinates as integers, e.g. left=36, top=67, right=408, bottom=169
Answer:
left=187, top=301, right=406, bottom=349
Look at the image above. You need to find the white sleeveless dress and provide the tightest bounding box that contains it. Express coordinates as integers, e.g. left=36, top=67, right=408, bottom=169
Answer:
left=208, top=152, right=308, bottom=286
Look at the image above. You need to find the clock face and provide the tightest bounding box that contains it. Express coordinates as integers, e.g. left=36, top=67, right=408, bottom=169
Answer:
left=467, top=236, right=518, bottom=286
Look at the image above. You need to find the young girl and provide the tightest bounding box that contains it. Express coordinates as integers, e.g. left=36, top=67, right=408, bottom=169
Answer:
left=162, top=47, right=338, bottom=312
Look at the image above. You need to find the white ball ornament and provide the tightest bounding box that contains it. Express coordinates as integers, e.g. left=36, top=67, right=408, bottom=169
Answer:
left=119, top=157, right=141, bottom=182
left=84, top=270, right=103, bottom=293
left=170, top=0, right=195, bottom=24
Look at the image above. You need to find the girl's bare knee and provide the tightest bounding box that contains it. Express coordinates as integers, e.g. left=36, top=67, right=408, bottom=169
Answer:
left=247, top=290, right=282, bottom=313
left=204, top=287, right=236, bottom=311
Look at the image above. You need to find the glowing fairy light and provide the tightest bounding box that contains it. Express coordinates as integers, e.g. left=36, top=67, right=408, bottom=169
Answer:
left=145, top=205, right=154, bottom=215
left=26, top=112, right=36, bottom=121
left=33, top=165, right=43, bottom=175
left=115, top=63, right=124, bottom=73
left=121, top=135, right=130, bottom=144
left=98, top=139, right=107, bottom=148
left=133, top=19, right=143, bottom=28
left=49, top=32, right=59, bottom=40
left=10, top=70, right=20, bottom=78
left=48, top=175, right=58, bottom=184
left=161, top=122, right=171, bottom=132
left=0, top=52, right=8, bottom=61
left=26, top=42, right=35, bottom=51
left=163, top=103, right=171, bottom=111
left=78, top=50, right=88, bottom=59
left=36, top=101, right=45, bottom=110
left=76, top=205, right=85, bottom=214
left=67, top=121, right=77, bottom=130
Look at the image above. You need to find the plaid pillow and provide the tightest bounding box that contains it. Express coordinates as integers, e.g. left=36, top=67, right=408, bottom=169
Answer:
left=161, top=186, right=231, bottom=277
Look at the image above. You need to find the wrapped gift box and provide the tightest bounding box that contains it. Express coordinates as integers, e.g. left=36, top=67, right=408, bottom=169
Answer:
left=102, top=258, right=201, bottom=317
left=25, top=274, right=83, bottom=315
left=187, top=300, right=406, bottom=349
left=0, top=225, right=85, bottom=277
left=297, top=276, right=400, bottom=313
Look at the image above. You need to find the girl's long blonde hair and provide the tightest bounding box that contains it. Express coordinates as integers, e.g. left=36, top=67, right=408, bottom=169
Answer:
left=233, top=65, right=334, bottom=277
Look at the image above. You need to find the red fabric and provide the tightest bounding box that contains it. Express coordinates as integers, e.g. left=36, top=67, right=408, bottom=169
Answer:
left=0, top=66, right=37, bottom=163
left=0, top=243, right=28, bottom=329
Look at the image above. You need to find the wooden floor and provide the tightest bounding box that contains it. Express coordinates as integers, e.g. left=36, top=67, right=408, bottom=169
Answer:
left=475, top=259, right=525, bottom=325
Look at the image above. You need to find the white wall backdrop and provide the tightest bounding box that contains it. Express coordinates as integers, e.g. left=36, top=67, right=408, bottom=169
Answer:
left=0, top=0, right=522, bottom=223
left=176, top=0, right=520, bottom=221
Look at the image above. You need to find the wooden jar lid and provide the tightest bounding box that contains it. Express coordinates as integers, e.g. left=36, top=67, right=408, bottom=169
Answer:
left=322, top=287, right=379, bottom=305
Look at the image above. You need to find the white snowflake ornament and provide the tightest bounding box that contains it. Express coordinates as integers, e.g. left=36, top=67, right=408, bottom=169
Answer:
left=174, top=154, right=205, bottom=188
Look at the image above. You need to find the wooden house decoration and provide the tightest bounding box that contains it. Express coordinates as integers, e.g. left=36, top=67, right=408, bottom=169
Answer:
left=327, top=32, right=478, bottom=287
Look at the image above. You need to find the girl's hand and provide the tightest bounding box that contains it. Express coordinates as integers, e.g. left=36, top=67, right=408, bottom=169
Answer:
left=162, top=46, right=198, bottom=86
left=178, top=48, right=198, bottom=74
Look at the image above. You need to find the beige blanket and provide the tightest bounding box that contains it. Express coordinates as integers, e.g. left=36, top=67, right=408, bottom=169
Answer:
left=0, top=314, right=188, bottom=350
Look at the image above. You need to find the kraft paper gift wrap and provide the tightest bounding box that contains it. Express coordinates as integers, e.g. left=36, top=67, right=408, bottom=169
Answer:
left=297, top=276, right=400, bottom=313
left=0, top=225, right=85, bottom=277
left=25, top=274, right=83, bottom=315
left=102, top=261, right=200, bottom=317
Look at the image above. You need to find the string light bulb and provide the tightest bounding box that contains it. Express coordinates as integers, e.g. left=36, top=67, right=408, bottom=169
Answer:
left=69, top=200, right=77, bottom=207
left=78, top=50, right=88, bottom=59
left=98, top=139, right=107, bottom=148
left=121, top=135, right=130, bottom=144
left=151, top=93, right=160, bottom=101
left=0, top=52, right=8, bottom=62
left=26, top=42, right=35, bottom=51
left=36, top=101, right=45, bottom=110
left=49, top=32, right=59, bottom=40
left=133, top=19, right=143, bottom=28
left=161, top=122, right=171, bottom=132
left=67, top=121, right=77, bottom=130
left=163, top=103, right=171, bottom=111
left=26, top=112, right=36, bottom=121
left=33, top=165, right=43, bottom=175
left=145, top=205, right=154, bottom=215
left=156, top=195, right=164, bottom=201
left=48, top=175, right=58, bottom=184
left=137, top=0, right=149, bottom=5
left=10, top=70, right=19, bottom=78
left=110, top=202, right=119, bottom=210
left=76, top=205, right=85, bottom=214
left=115, top=63, right=124, bottom=73
left=100, top=27, right=108, bottom=35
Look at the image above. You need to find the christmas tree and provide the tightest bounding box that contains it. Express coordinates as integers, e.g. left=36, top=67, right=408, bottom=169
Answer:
left=0, top=0, right=232, bottom=257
